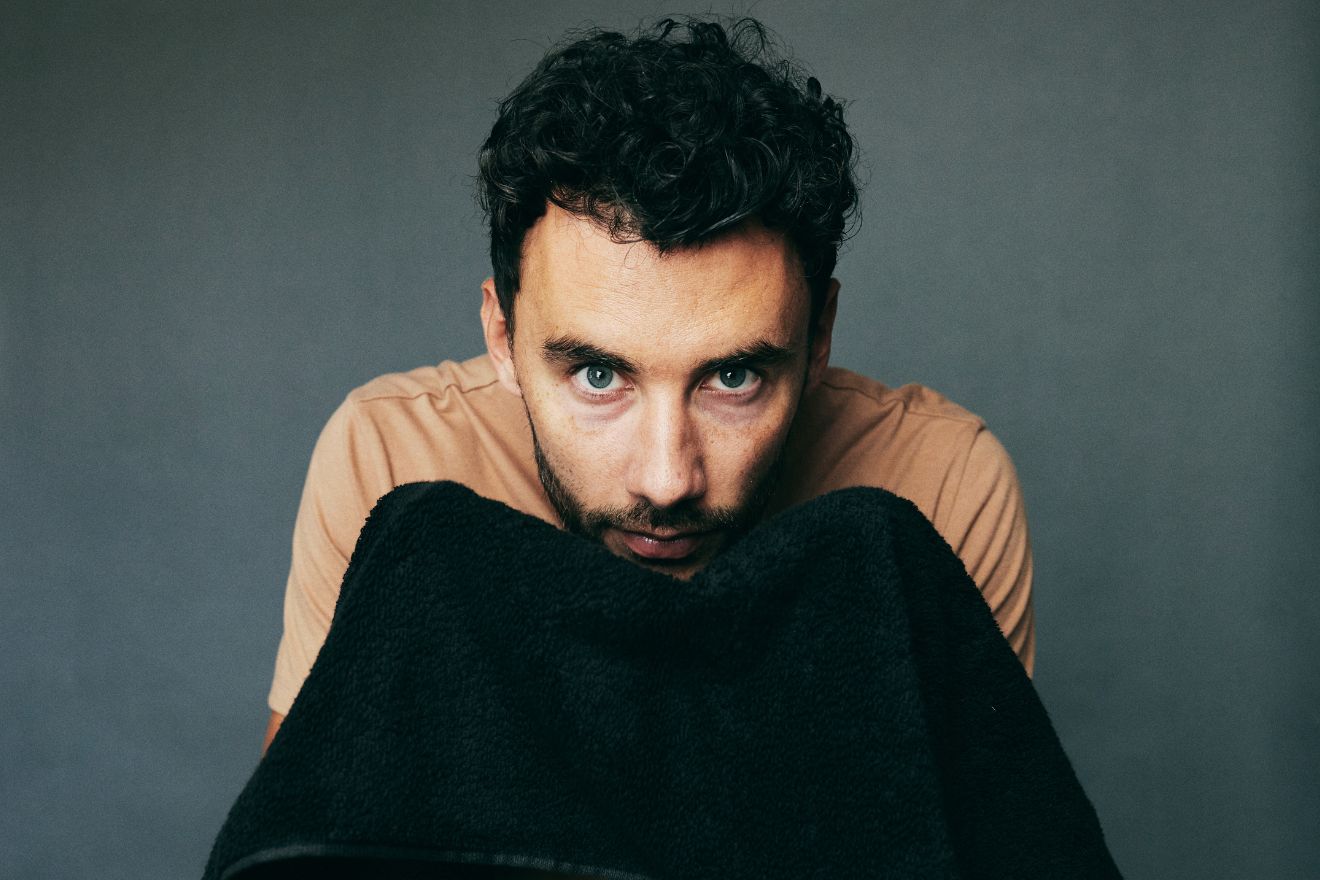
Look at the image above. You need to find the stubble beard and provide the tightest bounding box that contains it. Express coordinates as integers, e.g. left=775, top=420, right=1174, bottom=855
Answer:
left=525, top=406, right=792, bottom=566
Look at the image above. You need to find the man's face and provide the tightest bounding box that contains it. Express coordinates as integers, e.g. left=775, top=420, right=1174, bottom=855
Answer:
left=483, top=205, right=833, bottom=579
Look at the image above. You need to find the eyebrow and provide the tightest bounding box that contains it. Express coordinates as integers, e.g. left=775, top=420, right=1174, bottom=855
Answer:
left=693, top=340, right=796, bottom=376
left=541, top=335, right=796, bottom=376
left=541, top=336, right=639, bottom=374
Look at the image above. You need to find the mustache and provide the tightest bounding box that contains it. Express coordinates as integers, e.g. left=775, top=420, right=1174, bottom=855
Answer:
left=578, top=499, right=741, bottom=535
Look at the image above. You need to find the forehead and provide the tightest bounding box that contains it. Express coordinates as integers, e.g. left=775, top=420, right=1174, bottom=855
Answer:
left=517, top=205, right=808, bottom=360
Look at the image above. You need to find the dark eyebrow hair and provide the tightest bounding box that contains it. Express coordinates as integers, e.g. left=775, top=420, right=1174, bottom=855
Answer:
left=541, top=336, right=796, bottom=377
left=541, top=336, right=639, bottom=374
left=694, top=340, right=797, bottom=376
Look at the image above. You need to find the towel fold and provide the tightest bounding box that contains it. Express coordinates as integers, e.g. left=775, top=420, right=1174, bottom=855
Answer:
left=206, top=482, right=1120, bottom=879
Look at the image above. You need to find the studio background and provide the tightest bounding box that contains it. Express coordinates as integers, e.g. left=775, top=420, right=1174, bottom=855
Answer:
left=3, top=2, right=1316, bottom=878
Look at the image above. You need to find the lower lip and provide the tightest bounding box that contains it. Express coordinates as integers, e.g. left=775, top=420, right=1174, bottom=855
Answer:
left=619, top=530, right=706, bottom=561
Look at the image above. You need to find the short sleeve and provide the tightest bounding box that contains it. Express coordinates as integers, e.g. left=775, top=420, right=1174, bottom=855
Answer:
left=267, top=397, right=395, bottom=714
left=943, top=428, right=1036, bottom=676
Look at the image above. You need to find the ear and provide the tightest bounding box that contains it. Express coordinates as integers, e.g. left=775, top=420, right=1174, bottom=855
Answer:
left=481, top=278, right=522, bottom=397
left=806, top=278, right=840, bottom=391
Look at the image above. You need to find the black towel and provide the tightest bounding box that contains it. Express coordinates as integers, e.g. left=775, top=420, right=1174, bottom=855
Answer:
left=205, top=482, right=1121, bottom=880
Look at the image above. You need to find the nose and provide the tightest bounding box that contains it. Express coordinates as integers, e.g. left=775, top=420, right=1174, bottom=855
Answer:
left=625, top=395, right=706, bottom=510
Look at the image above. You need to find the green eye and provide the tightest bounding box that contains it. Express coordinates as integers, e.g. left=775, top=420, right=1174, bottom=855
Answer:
left=584, top=365, right=614, bottom=389
left=718, top=366, right=748, bottom=388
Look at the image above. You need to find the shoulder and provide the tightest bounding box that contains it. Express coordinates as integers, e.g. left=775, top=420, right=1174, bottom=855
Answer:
left=343, top=354, right=505, bottom=410
left=781, top=367, right=1007, bottom=533
left=319, top=354, right=546, bottom=516
left=302, top=355, right=511, bottom=487
left=812, top=367, right=986, bottom=430
left=332, top=354, right=527, bottom=450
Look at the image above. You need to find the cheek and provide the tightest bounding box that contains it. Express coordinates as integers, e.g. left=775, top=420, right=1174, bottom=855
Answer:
left=699, top=403, right=796, bottom=492
left=526, top=388, right=631, bottom=483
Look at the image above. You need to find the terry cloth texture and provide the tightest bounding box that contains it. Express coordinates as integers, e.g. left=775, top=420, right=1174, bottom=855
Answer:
left=207, top=482, right=1119, bottom=880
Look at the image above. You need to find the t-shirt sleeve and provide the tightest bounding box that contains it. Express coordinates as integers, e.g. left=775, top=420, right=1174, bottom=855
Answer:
left=944, top=427, right=1037, bottom=676
left=268, top=396, right=395, bottom=714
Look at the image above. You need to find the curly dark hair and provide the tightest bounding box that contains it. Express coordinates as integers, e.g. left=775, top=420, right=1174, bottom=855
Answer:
left=478, top=17, right=859, bottom=334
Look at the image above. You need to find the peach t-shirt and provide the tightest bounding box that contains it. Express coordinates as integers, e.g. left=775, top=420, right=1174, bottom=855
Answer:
left=269, top=355, right=1035, bottom=714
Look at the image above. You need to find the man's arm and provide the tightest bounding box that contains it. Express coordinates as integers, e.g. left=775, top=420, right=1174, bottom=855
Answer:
left=265, top=396, right=392, bottom=746
left=262, top=710, right=284, bottom=754
left=945, top=427, right=1036, bottom=675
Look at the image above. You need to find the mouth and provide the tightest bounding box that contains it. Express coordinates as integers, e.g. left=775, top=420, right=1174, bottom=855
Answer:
left=617, top=529, right=711, bottom=563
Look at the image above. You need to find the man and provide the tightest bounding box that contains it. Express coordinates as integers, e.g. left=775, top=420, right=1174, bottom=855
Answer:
left=263, top=17, right=1035, bottom=751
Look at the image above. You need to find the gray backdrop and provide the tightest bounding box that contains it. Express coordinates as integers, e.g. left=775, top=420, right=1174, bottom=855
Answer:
left=3, top=1, right=1317, bottom=878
